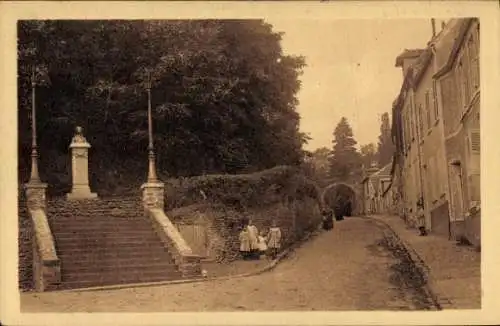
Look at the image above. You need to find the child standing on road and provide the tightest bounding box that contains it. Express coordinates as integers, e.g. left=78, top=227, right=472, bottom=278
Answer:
left=239, top=227, right=250, bottom=260
left=257, top=231, right=268, bottom=259
left=267, top=221, right=282, bottom=260
left=247, top=219, right=259, bottom=260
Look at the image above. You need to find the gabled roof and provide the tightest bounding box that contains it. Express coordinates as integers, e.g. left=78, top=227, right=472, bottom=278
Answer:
left=434, top=18, right=476, bottom=79
left=395, top=49, right=425, bottom=67
left=411, top=48, right=433, bottom=88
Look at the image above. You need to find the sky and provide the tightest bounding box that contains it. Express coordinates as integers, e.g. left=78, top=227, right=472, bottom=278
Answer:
left=267, top=19, right=436, bottom=151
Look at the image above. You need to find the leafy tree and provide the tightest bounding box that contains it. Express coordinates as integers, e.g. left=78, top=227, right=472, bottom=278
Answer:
left=17, top=20, right=308, bottom=194
left=360, top=143, right=377, bottom=169
left=376, top=112, right=394, bottom=167
left=329, top=117, right=362, bottom=181
left=301, top=147, right=331, bottom=185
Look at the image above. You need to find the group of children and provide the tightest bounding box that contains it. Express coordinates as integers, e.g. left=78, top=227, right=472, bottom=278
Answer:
left=239, top=219, right=281, bottom=260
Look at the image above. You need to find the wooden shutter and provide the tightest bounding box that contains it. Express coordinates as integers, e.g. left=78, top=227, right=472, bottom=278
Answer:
left=468, top=129, right=480, bottom=175
left=469, top=129, right=480, bottom=154
left=432, top=80, right=439, bottom=120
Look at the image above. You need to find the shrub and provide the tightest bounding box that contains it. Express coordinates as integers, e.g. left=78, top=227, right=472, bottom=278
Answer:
left=164, top=165, right=320, bottom=209
left=165, top=166, right=323, bottom=262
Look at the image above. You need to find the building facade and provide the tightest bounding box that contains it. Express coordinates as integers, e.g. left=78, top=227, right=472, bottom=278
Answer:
left=390, top=18, right=480, bottom=246
left=434, top=18, right=480, bottom=246
left=361, top=163, right=392, bottom=215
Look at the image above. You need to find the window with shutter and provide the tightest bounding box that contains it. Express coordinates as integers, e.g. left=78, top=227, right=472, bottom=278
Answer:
left=432, top=80, right=439, bottom=120
left=470, top=129, right=480, bottom=154
left=425, top=91, right=431, bottom=129
left=418, top=104, right=424, bottom=135
left=468, top=129, right=480, bottom=175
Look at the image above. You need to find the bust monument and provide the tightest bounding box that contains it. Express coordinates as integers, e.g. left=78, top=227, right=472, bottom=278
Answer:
left=67, top=126, right=97, bottom=200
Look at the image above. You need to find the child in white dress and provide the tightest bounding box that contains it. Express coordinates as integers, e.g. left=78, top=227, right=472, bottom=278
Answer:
left=257, top=231, right=268, bottom=258
left=239, top=228, right=250, bottom=260
left=267, top=221, right=282, bottom=260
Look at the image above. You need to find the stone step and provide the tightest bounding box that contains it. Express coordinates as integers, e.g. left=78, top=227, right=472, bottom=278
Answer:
left=49, top=221, right=153, bottom=229
left=59, top=255, right=174, bottom=268
left=48, top=220, right=153, bottom=229
left=57, top=272, right=182, bottom=290
left=53, top=230, right=158, bottom=239
left=57, top=246, right=172, bottom=258
left=61, top=269, right=182, bottom=283
left=55, top=241, right=168, bottom=251
left=62, top=261, right=179, bottom=273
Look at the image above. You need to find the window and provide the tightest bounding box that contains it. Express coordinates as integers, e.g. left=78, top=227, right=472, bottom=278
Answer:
left=468, top=129, right=480, bottom=175
left=432, top=80, right=439, bottom=120
left=457, top=60, right=469, bottom=110
left=470, top=129, right=480, bottom=154
left=468, top=34, right=480, bottom=91
left=409, top=102, right=415, bottom=141
left=461, top=59, right=471, bottom=107
left=418, top=104, right=424, bottom=135
left=425, top=91, right=431, bottom=129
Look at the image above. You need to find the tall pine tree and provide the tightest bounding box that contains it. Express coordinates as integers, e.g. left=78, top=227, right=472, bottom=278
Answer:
left=376, top=112, right=394, bottom=167
left=329, top=117, right=362, bottom=181
left=360, top=143, right=377, bottom=169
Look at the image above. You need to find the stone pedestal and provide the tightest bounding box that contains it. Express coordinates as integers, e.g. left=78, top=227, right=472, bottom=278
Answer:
left=25, top=182, right=48, bottom=211
left=141, top=182, right=165, bottom=211
left=67, top=127, right=97, bottom=200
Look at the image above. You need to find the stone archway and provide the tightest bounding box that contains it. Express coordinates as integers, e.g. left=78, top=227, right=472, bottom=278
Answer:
left=321, top=182, right=362, bottom=216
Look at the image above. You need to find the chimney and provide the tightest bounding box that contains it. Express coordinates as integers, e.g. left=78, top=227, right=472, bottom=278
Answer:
left=431, top=18, right=436, bottom=37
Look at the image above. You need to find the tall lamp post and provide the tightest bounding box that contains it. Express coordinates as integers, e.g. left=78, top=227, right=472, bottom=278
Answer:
left=145, top=70, right=159, bottom=183
left=141, top=68, right=164, bottom=212
left=29, top=66, right=41, bottom=184
left=25, top=64, right=47, bottom=212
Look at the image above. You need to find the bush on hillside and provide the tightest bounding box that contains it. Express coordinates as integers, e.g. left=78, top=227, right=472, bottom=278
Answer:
left=164, top=165, right=321, bottom=210
left=165, top=166, right=323, bottom=262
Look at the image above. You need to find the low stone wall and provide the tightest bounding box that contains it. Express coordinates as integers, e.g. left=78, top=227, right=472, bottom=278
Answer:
left=30, top=209, right=61, bottom=291
left=19, top=198, right=33, bottom=290
left=464, top=208, right=481, bottom=249
left=168, top=197, right=322, bottom=263
left=147, top=208, right=202, bottom=278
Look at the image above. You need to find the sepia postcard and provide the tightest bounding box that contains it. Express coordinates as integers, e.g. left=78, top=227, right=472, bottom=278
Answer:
left=1, top=1, right=499, bottom=325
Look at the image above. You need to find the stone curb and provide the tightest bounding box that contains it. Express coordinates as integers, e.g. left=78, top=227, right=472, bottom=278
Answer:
left=364, top=215, right=442, bottom=311
left=55, top=226, right=322, bottom=293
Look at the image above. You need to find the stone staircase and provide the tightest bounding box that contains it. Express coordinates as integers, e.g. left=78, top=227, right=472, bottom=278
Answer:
left=45, top=197, right=182, bottom=290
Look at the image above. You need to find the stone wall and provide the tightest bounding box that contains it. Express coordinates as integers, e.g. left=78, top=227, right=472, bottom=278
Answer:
left=18, top=193, right=33, bottom=291
left=168, top=197, right=322, bottom=263
left=464, top=208, right=481, bottom=249
left=430, top=200, right=450, bottom=238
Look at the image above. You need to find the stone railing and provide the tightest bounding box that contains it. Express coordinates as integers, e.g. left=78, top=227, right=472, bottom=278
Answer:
left=464, top=206, right=481, bottom=249
left=147, top=208, right=202, bottom=278
left=30, top=208, right=61, bottom=291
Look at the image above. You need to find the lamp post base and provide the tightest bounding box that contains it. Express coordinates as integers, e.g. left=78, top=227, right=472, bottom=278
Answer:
left=141, top=182, right=165, bottom=211
left=66, top=186, right=98, bottom=200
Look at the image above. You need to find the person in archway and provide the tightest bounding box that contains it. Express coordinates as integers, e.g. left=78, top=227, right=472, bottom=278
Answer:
left=334, top=200, right=344, bottom=221
left=322, top=209, right=334, bottom=230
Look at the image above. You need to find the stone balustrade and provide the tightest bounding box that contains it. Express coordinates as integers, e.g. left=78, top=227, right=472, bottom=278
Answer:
left=30, top=208, right=61, bottom=291
left=147, top=208, right=202, bottom=278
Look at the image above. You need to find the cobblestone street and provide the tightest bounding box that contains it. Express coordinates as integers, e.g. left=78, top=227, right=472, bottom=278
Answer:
left=21, top=217, right=435, bottom=312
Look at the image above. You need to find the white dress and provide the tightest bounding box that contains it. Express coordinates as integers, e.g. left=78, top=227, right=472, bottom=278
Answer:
left=267, top=227, right=282, bottom=249
left=247, top=224, right=259, bottom=250
left=257, top=235, right=268, bottom=251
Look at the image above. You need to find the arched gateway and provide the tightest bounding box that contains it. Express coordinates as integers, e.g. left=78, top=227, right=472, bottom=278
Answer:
left=320, top=182, right=363, bottom=216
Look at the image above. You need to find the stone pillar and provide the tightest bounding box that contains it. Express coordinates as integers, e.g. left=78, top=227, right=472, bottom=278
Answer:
left=67, top=127, right=97, bottom=200
left=141, top=182, right=165, bottom=211
left=25, top=182, right=48, bottom=211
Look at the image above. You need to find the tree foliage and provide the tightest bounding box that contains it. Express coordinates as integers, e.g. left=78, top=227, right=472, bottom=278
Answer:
left=360, top=143, right=377, bottom=169
left=329, top=117, right=362, bottom=181
left=376, top=112, right=394, bottom=167
left=18, top=20, right=308, bottom=194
